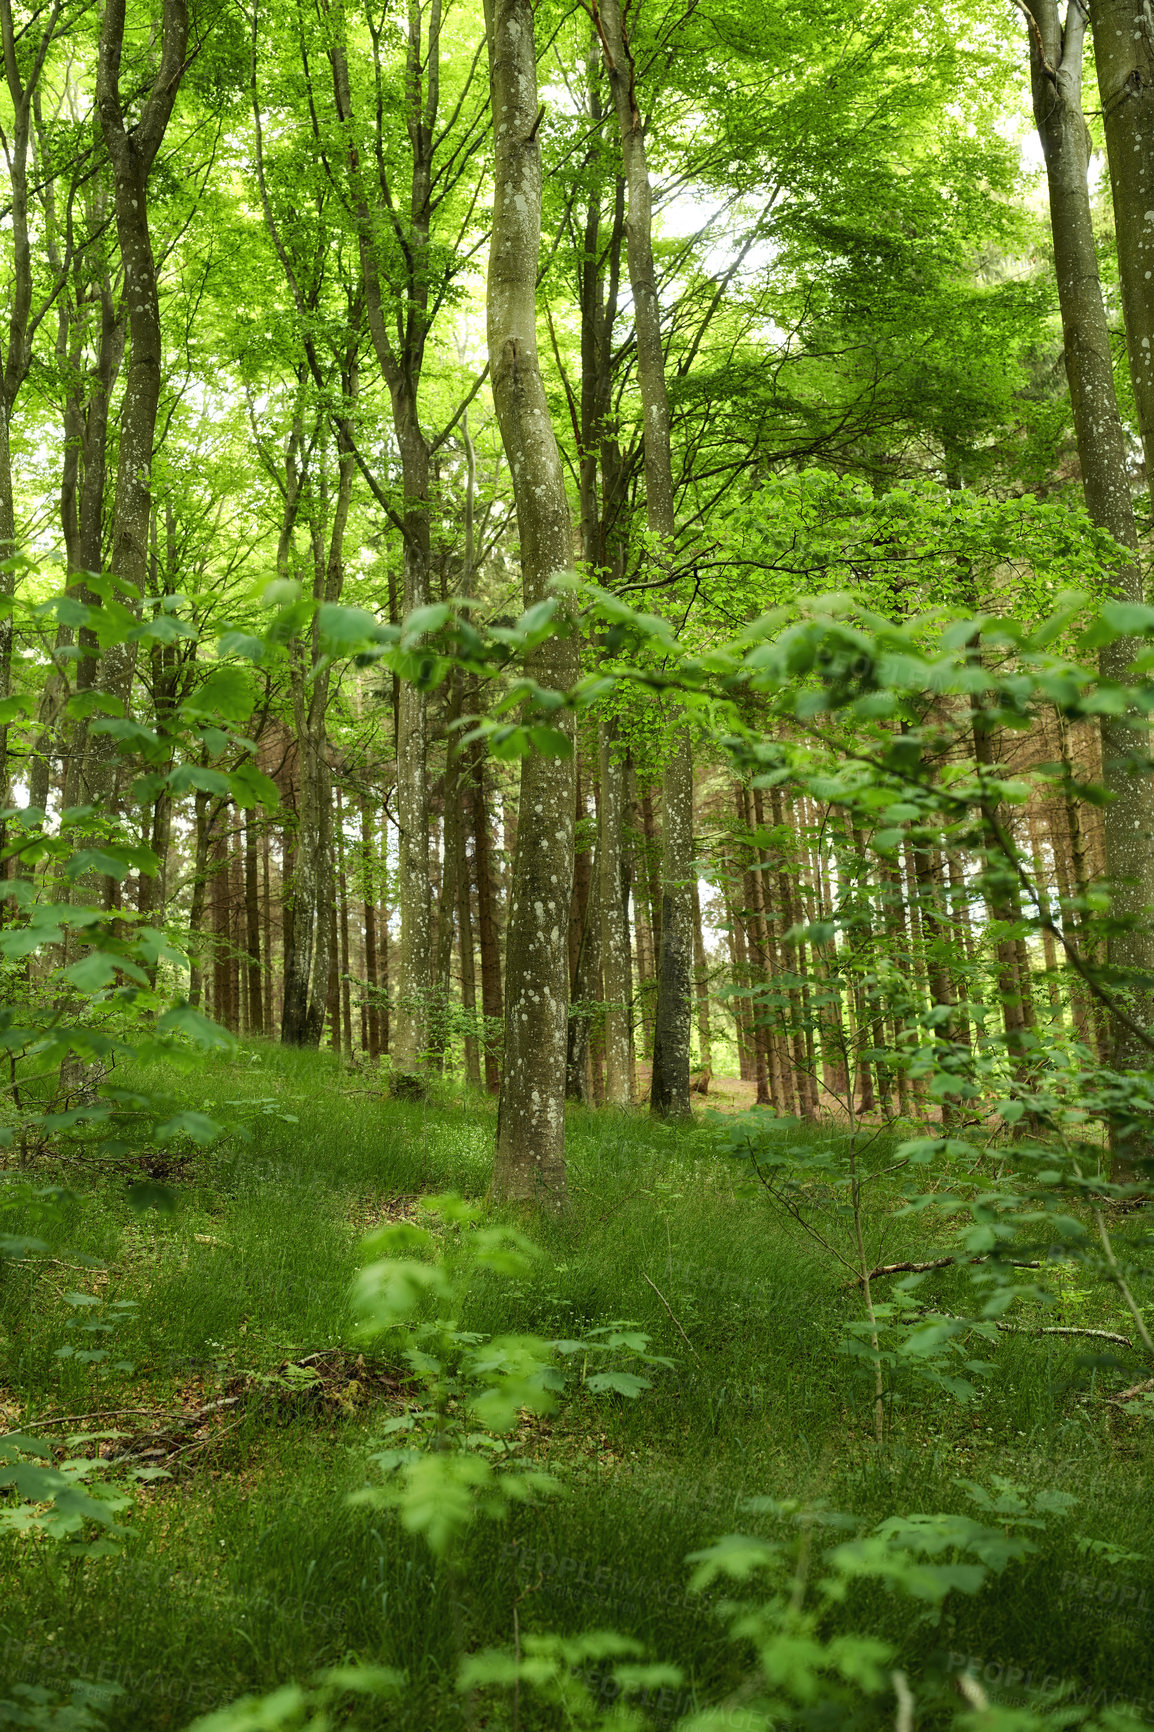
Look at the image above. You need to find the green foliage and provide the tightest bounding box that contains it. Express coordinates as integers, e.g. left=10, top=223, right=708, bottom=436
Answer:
left=350, top=1196, right=666, bottom=1558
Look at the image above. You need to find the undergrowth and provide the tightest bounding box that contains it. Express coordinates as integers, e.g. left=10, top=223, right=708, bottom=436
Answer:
left=3, top=1040, right=1153, bottom=1729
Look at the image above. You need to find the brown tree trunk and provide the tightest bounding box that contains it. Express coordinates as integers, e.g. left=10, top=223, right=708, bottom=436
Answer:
left=470, top=743, right=504, bottom=1095
left=359, top=790, right=382, bottom=1061
left=245, top=810, right=264, bottom=1037
left=599, top=0, right=693, bottom=1118
left=599, top=718, right=633, bottom=1104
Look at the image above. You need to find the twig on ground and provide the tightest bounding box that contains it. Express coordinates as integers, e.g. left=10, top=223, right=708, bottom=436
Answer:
left=932, top=1311, right=1134, bottom=1348
left=1110, top=1378, right=1154, bottom=1404
left=643, top=1271, right=703, bottom=1366
left=1, top=1407, right=172, bottom=1439
left=857, top=1255, right=1043, bottom=1284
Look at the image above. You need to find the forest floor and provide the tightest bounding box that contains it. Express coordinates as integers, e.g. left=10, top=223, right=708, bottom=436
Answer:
left=3, top=1042, right=1154, bottom=1730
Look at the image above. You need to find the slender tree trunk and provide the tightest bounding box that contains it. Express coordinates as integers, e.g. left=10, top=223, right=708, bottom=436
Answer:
left=599, top=718, right=633, bottom=1104
left=456, top=789, right=482, bottom=1089
left=337, top=787, right=353, bottom=1057
left=187, top=789, right=213, bottom=1008
left=84, top=0, right=188, bottom=798
left=738, top=787, right=772, bottom=1108
left=1027, top=3, right=1154, bottom=1155
left=470, top=743, right=504, bottom=1094
left=360, top=790, right=382, bottom=1061
left=692, top=878, right=713, bottom=1093
left=1090, top=0, right=1154, bottom=482
left=567, top=844, right=602, bottom=1102
left=245, top=809, right=263, bottom=1037
left=486, top=0, right=579, bottom=1210
left=599, top=0, right=693, bottom=1117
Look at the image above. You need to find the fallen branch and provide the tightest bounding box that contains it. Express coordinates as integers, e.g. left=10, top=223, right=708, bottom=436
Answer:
left=857, top=1255, right=1043, bottom=1285
left=643, top=1271, right=703, bottom=1366
left=932, top=1310, right=1134, bottom=1349
left=1110, top=1378, right=1154, bottom=1404
left=1, top=1406, right=172, bottom=1440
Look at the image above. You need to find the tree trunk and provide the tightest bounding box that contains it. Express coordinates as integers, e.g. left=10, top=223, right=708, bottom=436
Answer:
left=245, top=810, right=264, bottom=1036
left=359, top=790, right=382, bottom=1061
left=598, top=717, right=633, bottom=1105
left=567, top=843, right=602, bottom=1102
left=1090, top=0, right=1154, bottom=482
left=486, top=0, right=579, bottom=1210
left=87, top=0, right=188, bottom=795
left=599, top=0, right=693, bottom=1118
left=1028, top=3, right=1154, bottom=1145
left=691, top=878, right=713, bottom=1093
left=469, top=741, right=504, bottom=1095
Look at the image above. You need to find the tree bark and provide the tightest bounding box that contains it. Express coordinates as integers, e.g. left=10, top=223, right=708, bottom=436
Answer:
left=87, top=0, right=188, bottom=795
left=1090, top=0, right=1154, bottom=482
left=1027, top=4, right=1154, bottom=1149
left=245, top=809, right=264, bottom=1036
left=470, top=741, right=504, bottom=1095
left=486, top=0, right=579, bottom=1210
left=598, top=717, right=633, bottom=1104
left=598, top=0, right=693, bottom=1117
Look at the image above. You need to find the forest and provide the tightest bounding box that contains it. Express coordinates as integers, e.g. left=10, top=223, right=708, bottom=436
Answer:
left=6, top=0, right=1154, bottom=1725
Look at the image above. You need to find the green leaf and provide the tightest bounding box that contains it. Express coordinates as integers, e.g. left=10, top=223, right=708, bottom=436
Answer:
left=400, top=603, right=452, bottom=642
left=65, top=690, right=125, bottom=721
left=526, top=725, right=573, bottom=759
left=156, top=1002, right=235, bottom=1049
left=585, top=1369, right=652, bottom=1398
left=185, top=666, right=256, bottom=723
left=128, top=1181, right=178, bottom=1214
left=153, top=1110, right=223, bottom=1144
left=169, top=765, right=231, bottom=797
left=228, top=762, right=280, bottom=810
left=217, top=630, right=267, bottom=662
left=62, top=952, right=118, bottom=992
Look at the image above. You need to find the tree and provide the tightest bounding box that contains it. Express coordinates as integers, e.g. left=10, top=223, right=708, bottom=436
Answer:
left=1022, top=0, right=1154, bottom=1140
left=486, top=0, right=579, bottom=1211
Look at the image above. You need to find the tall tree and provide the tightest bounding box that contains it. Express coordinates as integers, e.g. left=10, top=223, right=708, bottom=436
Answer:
left=1023, top=2, right=1154, bottom=1127
left=597, top=0, right=693, bottom=1119
left=486, top=0, right=578, bottom=1209
left=1089, top=0, right=1154, bottom=483
left=92, top=0, right=189, bottom=738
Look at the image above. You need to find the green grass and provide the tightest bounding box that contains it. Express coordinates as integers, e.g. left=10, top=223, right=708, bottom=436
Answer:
left=3, top=1041, right=1154, bottom=1729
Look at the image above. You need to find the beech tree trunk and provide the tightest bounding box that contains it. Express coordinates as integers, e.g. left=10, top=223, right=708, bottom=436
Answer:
left=1090, top=0, right=1154, bottom=482
left=599, top=0, right=694, bottom=1118
left=1027, top=4, right=1154, bottom=1142
left=486, top=0, right=579, bottom=1210
left=88, top=0, right=188, bottom=797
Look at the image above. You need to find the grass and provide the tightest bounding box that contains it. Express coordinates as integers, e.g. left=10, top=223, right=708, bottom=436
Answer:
left=3, top=1039, right=1154, bottom=1729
